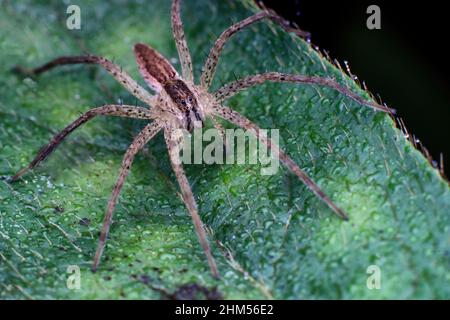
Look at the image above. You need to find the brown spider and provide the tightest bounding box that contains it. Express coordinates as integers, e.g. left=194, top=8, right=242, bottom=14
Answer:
left=10, top=0, right=394, bottom=278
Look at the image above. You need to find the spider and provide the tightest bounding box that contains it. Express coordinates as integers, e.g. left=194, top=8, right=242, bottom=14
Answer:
left=10, top=0, right=394, bottom=278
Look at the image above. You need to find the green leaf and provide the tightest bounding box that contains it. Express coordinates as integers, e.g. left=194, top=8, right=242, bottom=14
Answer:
left=1, top=0, right=449, bottom=299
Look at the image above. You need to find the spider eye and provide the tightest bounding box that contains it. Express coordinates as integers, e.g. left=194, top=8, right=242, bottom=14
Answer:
left=188, top=96, right=193, bottom=103
left=180, top=99, right=186, bottom=105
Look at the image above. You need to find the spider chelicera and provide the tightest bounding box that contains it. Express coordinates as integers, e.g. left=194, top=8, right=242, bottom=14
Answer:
left=10, top=0, right=394, bottom=278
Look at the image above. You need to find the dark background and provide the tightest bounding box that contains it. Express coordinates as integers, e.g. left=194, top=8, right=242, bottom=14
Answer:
left=261, top=0, right=450, bottom=171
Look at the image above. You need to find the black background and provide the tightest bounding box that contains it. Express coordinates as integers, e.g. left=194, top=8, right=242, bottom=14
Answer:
left=0, top=300, right=443, bottom=318
left=261, top=0, right=450, bottom=171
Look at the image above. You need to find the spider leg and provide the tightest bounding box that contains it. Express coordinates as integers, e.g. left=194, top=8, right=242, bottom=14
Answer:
left=164, top=126, right=219, bottom=278
left=92, top=121, right=162, bottom=272
left=171, top=0, right=193, bottom=82
left=211, top=117, right=229, bottom=154
left=213, top=104, right=349, bottom=221
left=200, top=11, right=309, bottom=89
left=10, top=105, right=156, bottom=182
left=12, top=55, right=156, bottom=106
left=213, top=72, right=395, bottom=114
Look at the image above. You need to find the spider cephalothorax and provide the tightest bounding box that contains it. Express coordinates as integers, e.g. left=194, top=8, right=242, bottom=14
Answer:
left=164, top=79, right=205, bottom=131
left=10, top=0, right=394, bottom=278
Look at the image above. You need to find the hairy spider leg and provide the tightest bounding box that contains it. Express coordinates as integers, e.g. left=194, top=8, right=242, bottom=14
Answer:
left=11, top=105, right=156, bottom=182
left=213, top=104, right=349, bottom=220
left=214, top=72, right=395, bottom=113
left=200, top=10, right=309, bottom=89
left=165, top=126, right=219, bottom=278
left=92, top=121, right=163, bottom=271
left=13, top=55, right=156, bottom=106
left=171, top=0, right=194, bottom=82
